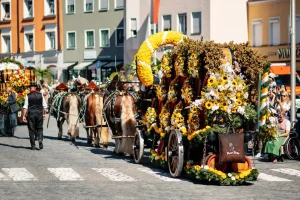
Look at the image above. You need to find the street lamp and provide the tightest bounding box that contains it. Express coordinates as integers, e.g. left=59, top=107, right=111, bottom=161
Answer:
left=290, top=0, right=296, bottom=122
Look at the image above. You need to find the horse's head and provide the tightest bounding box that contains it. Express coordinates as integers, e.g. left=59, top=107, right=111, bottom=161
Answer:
left=73, top=77, right=88, bottom=91
left=107, top=75, right=124, bottom=91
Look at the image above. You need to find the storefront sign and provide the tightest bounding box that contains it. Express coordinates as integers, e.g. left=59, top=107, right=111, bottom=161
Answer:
left=278, top=48, right=300, bottom=59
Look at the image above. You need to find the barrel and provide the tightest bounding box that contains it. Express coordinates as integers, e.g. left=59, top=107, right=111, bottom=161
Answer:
left=231, top=156, right=252, bottom=173
left=205, top=154, right=228, bottom=172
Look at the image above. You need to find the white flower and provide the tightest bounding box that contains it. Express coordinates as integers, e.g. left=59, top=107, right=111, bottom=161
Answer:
left=231, top=176, right=236, bottom=181
left=244, top=92, right=249, bottom=99
left=205, top=93, right=212, bottom=100
left=209, top=90, right=216, bottom=97
left=228, top=173, right=232, bottom=177
left=237, top=84, right=243, bottom=91
left=237, top=106, right=245, bottom=115
left=218, top=85, right=224, bottom=91
left=204, top=165, right=209, bottom=170
left=212, top=104, right=219, bottom=111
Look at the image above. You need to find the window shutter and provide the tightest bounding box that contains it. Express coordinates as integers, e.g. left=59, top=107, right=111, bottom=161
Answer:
left=192, top=12, right=201, bottom=33
left=86, top=0, right=93, bottom=3
left=131, top=19, right=137, bottom=30
left=100, top=0, right=108, bottom=9
left=68, top=0, right=74, bottom=5
left=253, top=23, right=262, bottom=46
left=163, top=15, right=171, bottom=30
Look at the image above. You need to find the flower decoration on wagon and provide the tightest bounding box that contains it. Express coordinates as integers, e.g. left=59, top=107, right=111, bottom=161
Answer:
left=143, top=107, right=157, bottom=132
left=174, top=56, right=186, bottom=77
left=188, top=53, right=200, bottom=78
left=167, top=77, right=179, bottom=103
left=156, top=84, right=168, bottom=101
left=10, top=70, right=30, bottom=88
left=171, top=101, right=187, bottom=136
left=181, top=79, right=193, bottom=104
left=198, top=62, right=249, bottom=125
left=0, top=91, right=8, bottom=106
left=161, top=53, right=173, bottom=78
left=159, top=103, right=172, bottom=135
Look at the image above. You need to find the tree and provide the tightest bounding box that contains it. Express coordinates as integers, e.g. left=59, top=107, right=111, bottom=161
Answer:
left=35, top=68, right=53, bottom=84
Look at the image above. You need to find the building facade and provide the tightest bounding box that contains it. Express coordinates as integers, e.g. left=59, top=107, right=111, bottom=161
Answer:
left=124, top=0, right=248, bottom=65
left=0, top=0, right=63, bottom=80
left=61, top=0, right=124, bottom=82
left=248, top=0, right=300, bottom=69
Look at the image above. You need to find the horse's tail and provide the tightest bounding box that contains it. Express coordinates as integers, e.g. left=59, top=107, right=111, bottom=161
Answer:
left=67, top=95, right=79, bottom=139
left=95, top=94, right=109, bottom=146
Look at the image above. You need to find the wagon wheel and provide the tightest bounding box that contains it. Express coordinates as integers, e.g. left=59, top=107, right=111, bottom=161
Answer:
left=168, top=130, right=184, bottom=178
left=133, top=129, right=144, bottom=163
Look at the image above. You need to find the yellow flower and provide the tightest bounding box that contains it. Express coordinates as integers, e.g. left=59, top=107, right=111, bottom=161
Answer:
left=222, top=74, right=228, bottom=81
left=236, top=99, right=242, bottom=106
left=235, top=175, right=239, bottom=180
left=205, top=126, right=211, bottom=129
left=221, top=174, right=227, bottom=179
left=232, top=80, right=237, bottom=86
left=207, top=78, right=216, bottom=85
left=239, top=174, right=245, bottom=179
left=180, top=127, right=187, bottom=135
left=160, top=132, right=166, bottom=138
left=205, top=101, right=213, bottom=110
left=194, top=165, right=201, bottom=171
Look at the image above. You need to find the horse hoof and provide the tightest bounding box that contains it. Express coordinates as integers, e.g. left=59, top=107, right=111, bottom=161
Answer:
left=76, top=136, right=79, bottom=139
left=71, top=138, right=75, bottom=142
left=103, top=144, right=108, bottom=149
left=94, top=144, right=100, bottom=148
left=87, top=140, right=92, bottom=144
left=57, top=137, right=62, bottom=140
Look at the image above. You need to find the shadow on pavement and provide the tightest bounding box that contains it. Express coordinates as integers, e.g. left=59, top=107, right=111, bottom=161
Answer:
left=0, top=142, right=32, bottom=150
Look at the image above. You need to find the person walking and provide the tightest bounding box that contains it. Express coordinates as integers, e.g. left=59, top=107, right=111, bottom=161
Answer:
left=22, top=83, right=47, bottom=150
left=6, top=87, right=18, bottom=136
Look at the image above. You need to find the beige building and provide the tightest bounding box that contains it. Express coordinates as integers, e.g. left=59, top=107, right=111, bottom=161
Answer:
left=248, top=0, right=300, bottom=69
left=124, top=0, right=248, bottom=65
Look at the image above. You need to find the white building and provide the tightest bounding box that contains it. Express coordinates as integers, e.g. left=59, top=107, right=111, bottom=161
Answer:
left=124, top=0, right=248, bottom=65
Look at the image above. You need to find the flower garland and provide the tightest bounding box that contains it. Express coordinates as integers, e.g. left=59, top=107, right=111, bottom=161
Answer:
left=10, top=70, right=30, bottom=88
left=181, top=80, right=193, bottom=104
left=259, top=63, right=277, bottom=142
left=171, top=101, right=187, bottom=135
left=185, top=163, right=259, bottom=185
left=135, top=31, right=186, bottom=86
left=0, top=91, right=8, bottom=106
left=174, top=56, right=186, bottom=77
left=156, top=84, right=168, bottom=101
left=188, top=53, right=200, bottom=78
left=187, top=126, right=211, bottom=141
left=167, top=78, right=179, bottom=103
left=187, top=104, right=201, bottom=134
left=143, top=107, right=157, bottom=132
left=159, top=103, right=171, bottom=133
left=161, top=53, right=172, bottom=78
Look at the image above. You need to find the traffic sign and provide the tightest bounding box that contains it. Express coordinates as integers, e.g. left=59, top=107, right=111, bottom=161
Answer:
left=120, top=67, right=125, bottom=73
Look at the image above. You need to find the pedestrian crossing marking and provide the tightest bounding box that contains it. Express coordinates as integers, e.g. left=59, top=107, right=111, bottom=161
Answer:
left=258, top=173, right=292, bottom=182
left=137, top=168, right=181, bottom=182
left=92, top=168, right=136, bottom=182
left=271, top=168, right=300, bottom=177
left=1, top=168, right=37, bottom=181
left=47, top=168, right=84, bottom=181
left=0, top=171, right=8, bottom=181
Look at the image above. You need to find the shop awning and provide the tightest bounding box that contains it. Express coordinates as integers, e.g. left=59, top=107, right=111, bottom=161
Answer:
left=102, top=61, right=123, bottom=68
left=59, top=62, right=78, bottom=70
left=74, top=62, right=93, bottom=70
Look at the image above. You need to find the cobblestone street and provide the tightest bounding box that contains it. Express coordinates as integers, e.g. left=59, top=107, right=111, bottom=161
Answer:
left=0, top=116, right=300, bottom=200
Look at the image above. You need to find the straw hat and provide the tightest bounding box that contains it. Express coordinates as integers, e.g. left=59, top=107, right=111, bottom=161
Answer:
left=85, top=81, right=99, bottom=91
left=56, top=83, right=68, bottom=91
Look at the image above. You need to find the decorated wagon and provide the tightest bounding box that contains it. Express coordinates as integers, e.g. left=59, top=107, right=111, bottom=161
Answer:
left=0, top=58, right=36, bottom=129
left=131, top=31, right=276, bottom=185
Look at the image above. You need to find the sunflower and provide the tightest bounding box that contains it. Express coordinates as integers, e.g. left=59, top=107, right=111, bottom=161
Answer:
left=207, top=78, right=216, bottom=85
left=236, top=99, right=242, bottom=106
left=236, top=91, right=242, bottom=98
left=222, top=102, right=228, bottom=107
left=222, top=74, right=228, bottom=81
left=205, top=101, right=213, bottom=109
left=232, top=107, right=237, bottom=113
left=232, top=80, right=237, bottom=86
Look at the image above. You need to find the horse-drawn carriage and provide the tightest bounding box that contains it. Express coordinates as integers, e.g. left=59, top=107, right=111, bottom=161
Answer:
left=129, top=31, right=271, bottom=185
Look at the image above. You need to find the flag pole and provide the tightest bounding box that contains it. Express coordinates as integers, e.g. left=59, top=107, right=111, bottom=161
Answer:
left=291, top=0, right=296, bottom=123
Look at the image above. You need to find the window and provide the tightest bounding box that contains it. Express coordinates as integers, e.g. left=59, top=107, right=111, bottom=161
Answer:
left=115, top=28, right=124, bottom=46
left=46, top=32, right=56, bottom=50
left=99, top=0, right=108, bottom=11
left=130, top=18, right=137, bottom=37
left=45, top=0, right=55, bottom=16
left=178, top=13, right=187, bottom=34
left=67, top=32, right=76, bottom=49
left=85, top=30, right=95, bottom=48
left=269, top=18, right=280, bottom=46
left=115, top=0, right=124, bottom=9
left=191, top=12, right=201, bottom=34
left=66, top=0, right=75, bottom=14
left=252, top=20, right=262, bottom=47
left=100, top=29, right=110, bottom=47
left=2, top=36, right=11, bottom=53
left=24, top=0, right=33, bottom=18
left=163, top=15, right=171, bottom=31
left=151, top=24, right=158, bottom=35
left=84, top=0, right=94, bottom=12
left=25, top=34, right=34, bottom=52
left=2, top=2, right=10, bottom=21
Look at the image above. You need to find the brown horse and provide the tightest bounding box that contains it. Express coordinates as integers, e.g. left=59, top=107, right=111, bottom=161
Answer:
left=84, top=92, right=109, bottom=147
left=104, top=76, right=137, bottom=155
left=52, top=92, right=81, bottom=141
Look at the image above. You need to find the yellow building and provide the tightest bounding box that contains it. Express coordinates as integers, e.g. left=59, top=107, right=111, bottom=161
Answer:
left=248, top=0, right=300, bottom=69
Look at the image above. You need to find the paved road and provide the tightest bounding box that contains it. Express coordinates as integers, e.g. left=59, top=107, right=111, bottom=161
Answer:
left=0, top=116, right=300, bottom=200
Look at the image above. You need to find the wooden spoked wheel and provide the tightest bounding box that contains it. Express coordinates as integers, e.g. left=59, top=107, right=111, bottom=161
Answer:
left=168, top=130, right=184, bottom=178
left=133, top=130, right=144, bottom=164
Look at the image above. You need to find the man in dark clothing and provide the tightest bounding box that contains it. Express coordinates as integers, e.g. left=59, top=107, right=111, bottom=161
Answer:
left=22, top=83, right=47, bottom=150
